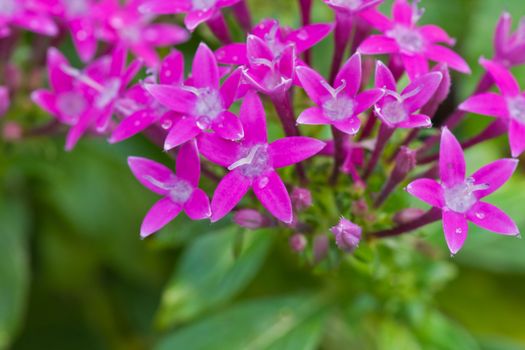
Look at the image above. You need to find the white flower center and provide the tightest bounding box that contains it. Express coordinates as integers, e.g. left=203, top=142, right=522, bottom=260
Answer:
left=264, top=25, right=286, bottom=58
left=192, top=87, right=223, bottom=124
left=507, top=96, right=525, bottom=124
left=329, top=0, right=362, bottom=10
left=168, top=180, right=194, bottom=203
left=95, top=78, right=121, bottom=109
left=443, top=177, right=488, bottom=214
left=0, top=0, right=17, bottom=16
left=380, top=100, right=408, bottom=124
left=387, top=25, right=425, bottom=54
left=57, top=91, right=87, bottom=121
left=320, top=79, right=355, bottom=121
left=229, top=144, right=270, bottom=178
left=192, top=0, right=216, bottom=10
left=64, top=0, right=89, bottom=17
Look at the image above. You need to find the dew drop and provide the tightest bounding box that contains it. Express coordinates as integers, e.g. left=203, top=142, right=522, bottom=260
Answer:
left=475, top=212, right=485, bottom=219
left=196, top=116, right=211, bottom=130
left=164, top=70, right=172, bottom=77
left=297, top=30, right=309, bottom=41
left=134, top=120, right=141, bottom=127
left=258, top=176, right=269, bottom=189
left=161, top=119, right=173, bottom=129
left=455, top=228, right=462, bottom=234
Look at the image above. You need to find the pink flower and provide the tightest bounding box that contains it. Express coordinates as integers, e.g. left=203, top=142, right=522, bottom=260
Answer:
left=128, top=140, right=211, bottom=238
left=459, top=58, right=525, bottom=157
left=198, top=92, right=326, bottom=223
left=96, top=0, right=188, bottom=67
left=407, top=127, right=519, bottom=255
left=373, top=60, right=442, bottom=128
left=139, top=0, right=240, bottom=32
left=145, top=43, right=244, bottom=149
left=296, top=53, right=383, bottom=135
left=215, top=19, right=332, bottom=65
left=493, top=12, right=525, bottom=67
left=0, top=0, right=58, bottom=38
left=358, top=0, right=469, bottom=78
left=323, top=0, right=383, bottom=14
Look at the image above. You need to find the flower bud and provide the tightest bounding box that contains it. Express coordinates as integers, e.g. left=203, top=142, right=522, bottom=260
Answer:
left=421, top=63, right=451, bottom=118
left=330, top=217, right=362, bottom=253
left=393, top=208, right=425, bottom=225
left=313, top=234, right=329, bottom=263
left=392, top=147, right=417, bottom=179
left=291, top=187, right=312, bottom=211
left=289, top=233, right=307, bottom=253
left=2, top=121, right=22, bottom=141
left=233, top=209, right=269, bottom=230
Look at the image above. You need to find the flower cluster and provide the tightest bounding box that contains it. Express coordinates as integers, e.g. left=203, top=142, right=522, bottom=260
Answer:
left=4, top=0, right=522, bottom=257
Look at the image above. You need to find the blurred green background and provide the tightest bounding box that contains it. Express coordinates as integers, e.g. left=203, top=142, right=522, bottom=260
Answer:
left=2, top=0, right=525, bottom=349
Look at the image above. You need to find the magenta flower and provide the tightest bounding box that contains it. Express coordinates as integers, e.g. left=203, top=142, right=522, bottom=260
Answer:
left=215, top=19, right=332, bottom=66
left=145, top=43, right=244, bottom=149
left=296, top=53, right=383, bottom=135
left=358, top=0, right=469, bottom=78
left=198, top=92, right=326, bottom=223
left=96, top=0, right=188, bottom=67
left=323, top=0, right=382, bottom=14
left=493, top=12, right=525, bottom=67
left=459, top=58, right=525, bottom=157
left=139, top=0, right=240, bottom=32
left=0, top=0, right=58, bottom=38
left=407, top=127, right=519, bottom=255
left=128, top=140, right=211, bottom=238
left=373, top=60, right=442, bottom=128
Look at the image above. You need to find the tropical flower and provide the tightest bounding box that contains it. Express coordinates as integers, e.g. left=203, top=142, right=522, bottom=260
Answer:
left=198, top=92, right=325, bottom=223
left=358, top=0, right=469, bottom=78
left=128, top=140, right=211, bottom=238
left=407, top=127, right=519, bottom=254
left=296, top=53, right=383, bottom=135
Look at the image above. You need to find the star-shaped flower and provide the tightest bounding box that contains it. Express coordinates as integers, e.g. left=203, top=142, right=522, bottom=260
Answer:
left=406, top=127, right=519, bottom=255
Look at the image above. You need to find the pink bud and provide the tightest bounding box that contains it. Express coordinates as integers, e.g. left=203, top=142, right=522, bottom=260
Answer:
left=291, top=187, right=312, bottom=211
left=330, top=217, right=362, bottom=252
left=289, top=233, right=307, bottom=252
left=233, top=209, right=269, bottom=230
left=2, top=121, right=22, bottom=141
left=393, top=208, right=425, bottom=225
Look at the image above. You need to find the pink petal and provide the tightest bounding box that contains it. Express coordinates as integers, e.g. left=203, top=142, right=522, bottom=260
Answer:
left=440, top=127, right=466, bottom=188
left=251, top=18, right=278, bottom=38
left=419, top=25, right=456, bottom=45
left=467, top=201, right=519, bottom=235
left=217, top=0, right=241, bottom=7
left=471, top=159, right=518, bottom=199
left=508, top=119, right=525, bottom=157
left=109, top=109, right=157, bottom=143
left=192, top=43, right=220, bottom=90
left=402, top=72, right=443, bottom=112
left=442, top=210, right=468, bottom=255
left=494, top=12, right=511, bottom=58
left=109, top=45, right=127, bottom=77
left=297, top=107, right=329, bottom=125
left=139, top=0, right=191, bottom=14
left=392, top=0, right=413, bottom=25
left=355, top=89, right=383, bottom=114
left=247, top=34, right=273, bottom=62
left=401, top=54, right=429, bottom=79
left=253, top=171, right=293, bottom=223
left=198, top=134, right=240, bottom=167
left=479, top=58, right=520, bottom=97
left=336, top=53, right=362, bottom=97
left=184, top=8, right=215, bottom=31
left=358, top=35, right=398, bottom=55
left=69, top=18, right=97, bottom=63
left=143, top=24, right=189, bottom=46
left=164, top=115, right=201, bottom=150
left=269, top=137, right=326, bottom=168
left=397, top=113, right=432, bottom=128
left=14, top=13, right=58, bottom=36
left=425, top=45, right=471, bottom=74
left=277, top=45, right=295, bottom=80
left=359, top=8, right=393, bottom=32
left=211, top=171, right=251, bottom=222
left=215, top=43, right=248, bottom=65
left=144, top=84, right=197, bottom=113
left=130, top=43, right=159, bottom=67
left=141, top=197, right=182, bottom=238
left=47, top=48, right=73, bottom=92
left=333, top=117, right=361, bottom=135
left=65, top=113, right=91, bottom=151
left=238, top=91, right=266, bottom=143
left=459, top=93, right=509, bottom=118
left=285, top=23, right=332, bottom=54
left=220, top=68, right=242, bottom=108
left=211, top=111, right=244, bottom=141
left=375, top=61, right=397, bottom=91
left=184, top=188, right=211, bottom=220
left=123, top=59, right=143, bottom=87
left=160, top=50, right=185, bottom=85
left=176, top=140, right=201, bottom=186
left=31, top=90, right=58, bottom=116
left=406, top=178, right=444, bottom=208
left=128, top=156, right=174, bottom=195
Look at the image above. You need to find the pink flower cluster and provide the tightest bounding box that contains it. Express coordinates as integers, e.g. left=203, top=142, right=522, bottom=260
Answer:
left=17, top=0, right=523, bottom=256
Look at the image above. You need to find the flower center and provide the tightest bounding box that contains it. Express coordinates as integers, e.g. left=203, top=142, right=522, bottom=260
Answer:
left=56, top=91, right=87, bottom=121
left=229, top=144, right=271, bottom=178
left=507, top=96, right=525, bottom=124
left=0, top=0, right=17, bottom=16
left=168, top=180, right=194, bottom=203
left=380, top=100, right=408, bottom=124
left=330, top=0, right=362, bottom=10
left=95, top=78, right=121, bottom=109
left=443, top=177, right=488, bottom=214
left=64, top=0, right=89, bottom=17
left=193, top=88, right=223, bottom=124
left=387, top=25, right=425, bottom=54
left=263, top=25, right=286, bottom=58
left=192, top=0, right=216, bottom=10
left=323, top=97, right=355, bottom=121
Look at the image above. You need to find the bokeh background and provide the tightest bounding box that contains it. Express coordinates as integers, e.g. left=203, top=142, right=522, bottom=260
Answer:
left=1, top=0, right=525, bottom=349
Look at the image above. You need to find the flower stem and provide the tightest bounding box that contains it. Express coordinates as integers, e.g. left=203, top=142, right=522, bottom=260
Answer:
left=299, top=0, right=313, bottom=65
left=363, top=123, right=394, bottom=180
left=330, top=126, right=345, bottom=185
left=329, top=13, right=353, bottom=84
left=367, top=207, right=441, bottom=239
left=232, top=0, right=252, bottom=33
left=207, top=13, right=232, bottom=44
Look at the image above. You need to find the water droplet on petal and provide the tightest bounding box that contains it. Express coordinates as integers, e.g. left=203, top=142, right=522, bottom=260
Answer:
left=258, top=176, right=269, bottom=189
left=297, top=30, right=309, bottom=41
left=455, top=228, right=462, bottom=234
left=134, top=120, right=141, bottom=127
left=475, top=212, right=485, bottom=219
left=196, top=116, right=210, bottom=130
left=161, top=119, right=172, bottom=129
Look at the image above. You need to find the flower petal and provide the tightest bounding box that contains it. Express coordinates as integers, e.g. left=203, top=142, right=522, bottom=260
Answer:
left=296, top=66, right=331, bottom=106
left=247, top=34, right=273, bottom=62
left=128, top=156, right=174, bottom=195
left=402, top=72, right=443, bottom=112
left=467, top=201, right=519, bottom=235
left=470, top=158, right=518, bottom=199
left=47, top=48, right=73, bottom=92
left=439, top=127, right=466, bottom=188
left=419, top=25, right=456, bottom=45
left=285, top=23, right=332, bottom=54
left=406, top=178, right=444, bottom=208
left=164, top=115, right=201, bottom=150
left=160, top=50, right=185, bottom=85
left=253, top=171, right=293, bottom=223
left=184, top=9, right=215, bottom=31
left=442, top=210, right=468, bottom=255
left=144, top=84, right=197, bottom=113
left=143, top=24, right=189, bottom=46
left=239, top=91, right=266, bottom=143
left=355, top=89, right=383, bottom=114
left=297, top=107, right=329, bottom=125
left=479, top=58, right=520, bottom=97
left=401, top=53, right=429, bottom=79
left=425, top=45, right=471, bottom=74
left=65, top=112, right=91, bottom=151
left=458, top=92, right=509, bottom=118
left=184, top=188, right=211, bottom=220
left=139, top=0, right=191, bottom=14
left=509, top=119, right=525, bottom=158
left=397, top=113, right=431, bottom=128
left=358, top=35, right=398, bottom=55
left=69, top=18, right=97, bottom=63
left=192, top=43, right=220, bottom=90
left=333, top=117, right=361, bottom=135
left=336, top=53, right=362, bottom=97
left=31, top=90, right=58, bottom=116
left=211, top=110, right=244, bottom=141
left=220, top=68, right=242, bottom=108
left=198, top=134, right=240, bottom=167
left=375, top=60, right=397, bottom=91
left=216, top=43, right=248, bottom=65
left=211, top=171, right=251, bottom=222
left=176, top=140, right=201, bottom=186
left=270, top=137, right=326, bottom=168
left=141, top=198, right=182, bottom=238
left=110, top=109, right=158, bottom=143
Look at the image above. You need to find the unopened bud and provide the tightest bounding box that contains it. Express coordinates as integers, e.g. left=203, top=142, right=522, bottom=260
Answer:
left=393, top=147, right=417, bottom=179
left=291, top=187, right=312, bottom=211
left=2, top=121, right=22, bottom=141
left=289, top=233, right=307, bottom=253
left=421, top=63, right=451, bottom=117
left=330, top=217, right=362, bottom=253
left=233, top=209, right=269, bottom=230
left=313, top=234, right=329, bottom=263
left=393, top=208, right=425, bottom=225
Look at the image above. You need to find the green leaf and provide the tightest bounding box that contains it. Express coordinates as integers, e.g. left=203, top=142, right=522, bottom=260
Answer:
left=156, top=228, right=273, bottom=328
left=0, top=199, right=30, bottom=350
left=156, top=294, right=328, bottom=350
